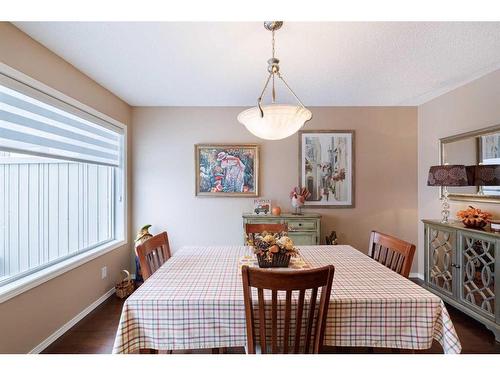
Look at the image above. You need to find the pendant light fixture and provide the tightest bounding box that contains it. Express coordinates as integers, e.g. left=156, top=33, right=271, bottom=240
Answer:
left=238, top=21, right=312, bottom=140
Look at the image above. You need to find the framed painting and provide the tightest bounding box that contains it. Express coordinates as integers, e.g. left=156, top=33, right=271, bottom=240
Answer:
left=195, top=144, right=260, bottom=197
left=298, top=130, right=354, bottom=208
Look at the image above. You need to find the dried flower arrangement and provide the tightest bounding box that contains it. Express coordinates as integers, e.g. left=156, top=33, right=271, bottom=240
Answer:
left=456, top=206, right=492, bottom=229
left=251, top=231, right=299, bottom=268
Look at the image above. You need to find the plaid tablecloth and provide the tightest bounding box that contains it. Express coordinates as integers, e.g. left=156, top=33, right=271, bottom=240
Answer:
left=112, top=245, right=461, bottom=354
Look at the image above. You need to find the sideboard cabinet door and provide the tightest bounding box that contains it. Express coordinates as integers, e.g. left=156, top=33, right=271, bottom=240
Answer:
left=425, top=224, right=457, bottom=297
left=288, top=232, right=317, bottom=246
left=458, top=232, right=496, bottom=320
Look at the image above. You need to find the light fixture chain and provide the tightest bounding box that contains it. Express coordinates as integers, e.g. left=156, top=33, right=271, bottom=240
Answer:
left=255, top=22, right=309, bottom=116
left=272, top=29, right=275, bottom=59
left=271, top=29, right=276, bottom=102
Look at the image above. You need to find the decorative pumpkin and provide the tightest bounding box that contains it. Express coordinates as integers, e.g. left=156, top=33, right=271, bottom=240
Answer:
left=271, top=206, right=282, bottom=216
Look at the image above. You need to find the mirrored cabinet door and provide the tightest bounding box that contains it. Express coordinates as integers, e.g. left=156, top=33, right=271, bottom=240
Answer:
left=458, top=233, right=496, bottom=319
left=426, top=226, right=456, bottom=296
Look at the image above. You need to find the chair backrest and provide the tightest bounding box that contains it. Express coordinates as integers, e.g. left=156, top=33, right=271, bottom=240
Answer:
left=368, top=231, right=416, bottom=278
left=245, top=223, right=288, bottom=234
left=241, top=265, right=335, bottom=354
left=245, top=223, right=289, bottom=246
left=136, top=232, right=171, bottom=280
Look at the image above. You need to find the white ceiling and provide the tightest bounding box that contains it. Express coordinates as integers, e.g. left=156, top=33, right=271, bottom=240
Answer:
left=13, top=22, right=500, bottom=106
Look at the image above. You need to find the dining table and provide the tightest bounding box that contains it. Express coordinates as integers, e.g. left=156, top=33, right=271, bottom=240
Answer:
left=112, top=245, right=462, bottom=354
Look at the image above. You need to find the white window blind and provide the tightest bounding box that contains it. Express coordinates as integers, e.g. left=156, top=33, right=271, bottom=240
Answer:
left=0, top=73, right=122, bottom=167
left=0, top=70, right=125, bottom=293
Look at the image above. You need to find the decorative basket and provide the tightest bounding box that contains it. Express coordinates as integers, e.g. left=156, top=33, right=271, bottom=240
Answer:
left=256, top=252, right=291, bottom=268
left=457, top=206, right=492, bottom=230
left=115, top=270, right=134, bottom=299
left=461, top=218, right=488, bottom=229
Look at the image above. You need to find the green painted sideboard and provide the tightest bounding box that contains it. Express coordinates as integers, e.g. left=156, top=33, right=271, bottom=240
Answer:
left=242, top=213, right=321, bottom=245
left=422, top=219, right=500, bottom=341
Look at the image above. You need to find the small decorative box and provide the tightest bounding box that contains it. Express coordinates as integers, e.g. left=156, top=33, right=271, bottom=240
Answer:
left=490, top=220, right=500, bottom=233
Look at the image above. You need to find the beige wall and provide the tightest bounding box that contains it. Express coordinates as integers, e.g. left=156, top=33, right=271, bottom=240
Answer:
left=132, top=106, right=418, bottom=269
left=0, top=22, right=133, bottom=353
left=418, top=68, right=500, bottom=274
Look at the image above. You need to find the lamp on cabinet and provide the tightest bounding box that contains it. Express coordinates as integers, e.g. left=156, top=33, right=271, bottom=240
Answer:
left=427, top=164, right=471, bottom=223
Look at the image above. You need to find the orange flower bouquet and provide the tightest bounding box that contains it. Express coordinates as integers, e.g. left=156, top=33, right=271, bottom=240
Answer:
left=456, top=206, right=492, bottom=229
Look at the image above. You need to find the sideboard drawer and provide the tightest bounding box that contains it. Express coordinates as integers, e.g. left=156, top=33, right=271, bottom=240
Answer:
left=245, top=217, right=282, bottom=225
left=287, top=220, right=317, bottom=231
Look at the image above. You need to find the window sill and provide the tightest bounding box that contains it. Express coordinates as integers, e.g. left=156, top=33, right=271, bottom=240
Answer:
left=0, top=239, right=127, bottom=304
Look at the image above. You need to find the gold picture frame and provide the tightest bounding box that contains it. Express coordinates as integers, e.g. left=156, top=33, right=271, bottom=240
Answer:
left=195, top=144, right=260, bottom=197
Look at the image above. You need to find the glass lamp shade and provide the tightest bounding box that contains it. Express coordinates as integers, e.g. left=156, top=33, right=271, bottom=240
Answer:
left=238, top=104, right=312, bottom=140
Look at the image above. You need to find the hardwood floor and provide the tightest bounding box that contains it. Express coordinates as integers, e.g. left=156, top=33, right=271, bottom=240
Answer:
left=42, top=293, right=125, bottom=354
left=42, top=291, right=500, bottom=354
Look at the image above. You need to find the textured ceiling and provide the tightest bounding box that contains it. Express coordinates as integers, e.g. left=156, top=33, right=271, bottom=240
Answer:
left=13, top=22, right=500, bottom=106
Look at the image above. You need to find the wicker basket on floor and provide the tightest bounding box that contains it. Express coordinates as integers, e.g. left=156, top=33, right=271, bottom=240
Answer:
left=115, top=270, right=134, bottom=299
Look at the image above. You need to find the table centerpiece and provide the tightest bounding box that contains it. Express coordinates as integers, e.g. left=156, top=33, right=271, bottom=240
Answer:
left=251, top=232, right=299, bottom=268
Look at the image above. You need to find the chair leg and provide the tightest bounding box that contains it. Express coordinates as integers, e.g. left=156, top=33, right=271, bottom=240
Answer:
left=244, top=344, right=260, bottom=354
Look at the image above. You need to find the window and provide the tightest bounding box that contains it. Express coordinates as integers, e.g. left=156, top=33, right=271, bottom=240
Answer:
left=0, top=72, right=125, bottom=289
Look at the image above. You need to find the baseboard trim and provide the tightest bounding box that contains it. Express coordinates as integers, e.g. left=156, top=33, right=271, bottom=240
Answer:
left=29, top=287, right=115, bottom=354
left=409, top=272, right=424, bottom=280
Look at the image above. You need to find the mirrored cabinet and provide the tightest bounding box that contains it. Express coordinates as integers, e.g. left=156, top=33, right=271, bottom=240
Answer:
left=423, top=220, right=499, bottom=341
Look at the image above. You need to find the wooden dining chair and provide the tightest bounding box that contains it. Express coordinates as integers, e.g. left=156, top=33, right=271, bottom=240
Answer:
left=245, top=223, right=288, bottom=245
left=241, top=265, right=335, bottom=354
left=245, top=223, right=288, bottom=235
left=368, top=231, right=416, bottom=278
left=136, top=231, right=172, bottom=281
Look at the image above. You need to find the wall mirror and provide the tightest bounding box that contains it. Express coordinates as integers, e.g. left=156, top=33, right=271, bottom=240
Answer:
left=440, top=123, right=500, bottom=203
